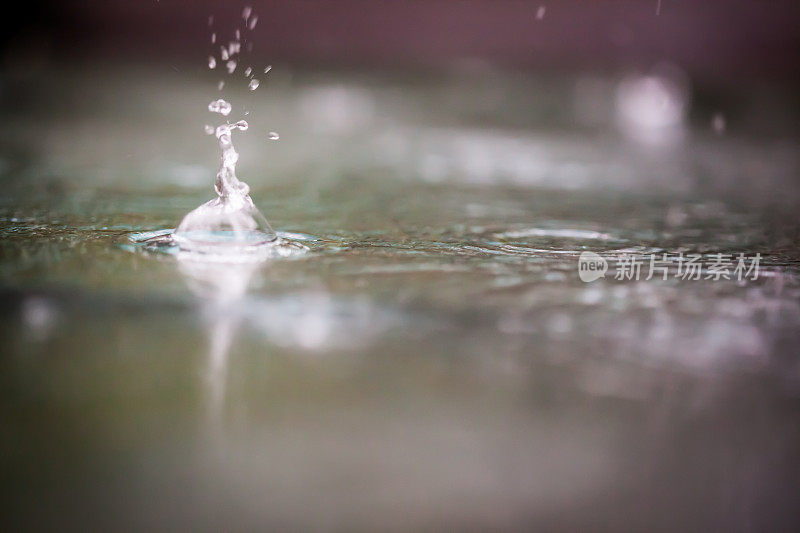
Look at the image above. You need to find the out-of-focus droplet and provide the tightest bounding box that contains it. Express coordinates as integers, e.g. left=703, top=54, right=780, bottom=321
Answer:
left=208, top=56, right=216, bottom=69
left=218, top=80, right=225, bottom=91
left=204, top=124, right=215, bottom=135
left=249, top=15, right=258, bottom=30
left=226, top=60, right=237, bottom=74
left=712, top=113, right=726, bottom=135
left=615, top=66, right=688, bottom=146
left=244, top=67, right=252, bottom=77
left=264, top=65, right=272, bottom=74
left=268, top=132, right=279, bottom=140
left=211, top=32, right=216, bottom=44
left=235, top=29, right=241, bottom=40
left=221, top=47, right=229, bottom=61
left=243, top=6, right=252, bottom=20
left=248, top=79, right=260, bottom=91
left=536, top=5, right=546, bottom=20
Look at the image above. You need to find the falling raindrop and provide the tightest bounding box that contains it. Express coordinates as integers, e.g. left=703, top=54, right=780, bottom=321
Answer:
left=264, top=65, right=272, bottom=74
left=268, top=132, right=279, bottom=140
left=244, top=67, right=252, bottom=77
left=208, top=56, right=216, bottom=69
left=243, top=6, right=252, bottom=21
left=221, top=47, right=229, bottom=61
left=226, top=60, right=237, bottom=74
left=249, top=15, right=258, bottom=30
left=211, top=32, right=216, bottom=44
left=204, top=124, right=215, bottom=135
left=218, top=80, right=225, bottom=91
left=536, top=5, right=546, bottom=20
left=248, top=79, right=260, bottom=91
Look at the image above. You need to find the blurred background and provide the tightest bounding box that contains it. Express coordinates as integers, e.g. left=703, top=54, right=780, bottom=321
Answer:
left=1, top=1, right=800, bottom=531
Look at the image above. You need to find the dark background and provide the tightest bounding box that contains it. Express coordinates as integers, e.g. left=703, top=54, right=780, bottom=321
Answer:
left=3, top=0, right=800, bottom=81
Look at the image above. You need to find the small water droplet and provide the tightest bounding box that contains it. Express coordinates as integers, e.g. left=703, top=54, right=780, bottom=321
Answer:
left=264, top=65, right=272, bottom=74
left=243, top=6, right=252, bottom=20
left=208, top=15, right=214, bottom=26
left=221, top=47, right=229, bottom=61
left=218, top=80, right=225, bottom=91
left=268, top=131, right=279, bottom=140
left=248, top=79, right=260, bottom=91
left=249, top=15, right=258, bottom=30
left=208, top=99, right=232, bottom=116
left=208, top=56, right=216, bottom=69
left=712, top=113, right=726, bottom=135
left=235, top=29, right=241, bottom=40
left=244, top=67, right=252, bottom=77
left=204, top=124, right=215, bottom=135
left=211, top=32, right=216, bottom=44
left=536, top=5, right=546, bottom=20
left=226, top=60, right=237, bottom=74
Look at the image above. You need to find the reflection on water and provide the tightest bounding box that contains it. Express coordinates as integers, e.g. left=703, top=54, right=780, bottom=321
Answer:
left=1, top=67, right=800, bottom=530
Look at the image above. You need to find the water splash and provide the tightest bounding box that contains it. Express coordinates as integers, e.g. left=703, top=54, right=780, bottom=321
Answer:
left=168, top=6, right=294, bottom=259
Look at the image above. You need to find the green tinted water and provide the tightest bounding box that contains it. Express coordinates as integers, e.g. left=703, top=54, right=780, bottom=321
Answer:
left=1, top=66, right=799, bottom=530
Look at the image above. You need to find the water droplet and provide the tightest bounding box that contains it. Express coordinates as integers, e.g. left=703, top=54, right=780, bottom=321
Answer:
left=208, top=15, right=214, bottom=26
left=244, top=67, right=252, bottom=77
left=248, top=79, right=260, bottom=91
left=243, top=6, right=252, bottom=21
left=204, top=124, right=215, bottom=135
left=226, top=60, right=237, bottom=74
left=268, top=131, right=279, bottom=140
left=536, top=5, right=546, bottom=20
left=208, top=56, right=216, bottom=69
left=712, top=113, right=726, bottom=135
left=208, top=99, right=232, bottom=116
left=211, top=32, right=216, bottom=44
left=235, top=29, right=241, bottom=40
left=249, top=16, right=258, bottom=30
left=264, top=65, right=272, bottom=74
left=221, top=47, right=229, bottom=61
left=218, top=80, right=225, bottom=91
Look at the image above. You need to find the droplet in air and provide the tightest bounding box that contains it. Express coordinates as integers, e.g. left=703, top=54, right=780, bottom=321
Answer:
left=248, top=79, right=260, bottom=91
left=244, top=66, right=252, bottom=77
left=712, top=113, right=726, bottom=135
left=208, top=98, right=232, bottom=116
left=264, top=65, right=272, bottom=74
left=221, top=47, right=229, bottom=61
left=243, top=6, right=252, bottom=21
left=536, top=5, right=546, bottom=20
left=218, top=80, right=225, bottom=91
left=268, top=132, right=279, bottom=140
left=208, top=56, right=216, bottom=69
left=208, top=15, right=214, bottom=26
left=226, top=60, right=237, bottom=74
left=235, top=29, right=241, bottom=40
left=249, top=16, right=258, bottom=30
left=204, top=124, right=215, bottom=135
left=211, top=32, right=216, bottom=44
